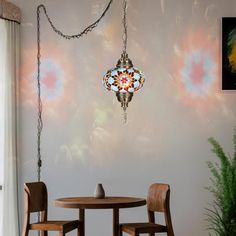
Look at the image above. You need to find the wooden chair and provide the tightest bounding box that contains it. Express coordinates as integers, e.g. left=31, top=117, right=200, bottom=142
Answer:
left=22, top=182, right=81, bottom=236
left=120, top=183, right=174, bottom=236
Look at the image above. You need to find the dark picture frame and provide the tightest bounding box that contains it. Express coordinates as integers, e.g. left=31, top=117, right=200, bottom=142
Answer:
left=222, top=17, right=236, bottom=90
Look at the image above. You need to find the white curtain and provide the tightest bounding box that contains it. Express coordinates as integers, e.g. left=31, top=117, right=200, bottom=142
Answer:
left=0, top=18, right=20, bottom=236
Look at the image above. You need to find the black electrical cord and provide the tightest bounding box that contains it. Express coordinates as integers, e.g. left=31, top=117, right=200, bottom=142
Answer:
left=36, top=0, right=114, bottom=182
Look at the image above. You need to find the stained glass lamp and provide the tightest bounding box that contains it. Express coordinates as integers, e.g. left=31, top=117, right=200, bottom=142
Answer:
left=102, top=0, right=145, bottom=122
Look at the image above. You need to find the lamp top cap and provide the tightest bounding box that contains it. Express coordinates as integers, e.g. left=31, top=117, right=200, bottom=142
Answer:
left=116, top=52, right=133, bottom=68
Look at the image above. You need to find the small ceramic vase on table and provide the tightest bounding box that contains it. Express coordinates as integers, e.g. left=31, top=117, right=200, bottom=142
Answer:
left=94, top=183, right=105, bottom=199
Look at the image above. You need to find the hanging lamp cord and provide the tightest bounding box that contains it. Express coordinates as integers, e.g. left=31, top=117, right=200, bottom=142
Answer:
left=36, top=6, right=43, bottom=183
left=122, top=0, right=128, bottom=54
left=36, top=0, right=114, bottom=183
left=122, top=0, right=128, bottom=123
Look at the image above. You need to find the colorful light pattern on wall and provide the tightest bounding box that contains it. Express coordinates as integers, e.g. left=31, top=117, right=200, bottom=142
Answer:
left=174, top=30, right=219, bottom=108
left=180, top=49, right=215, bottom=97
left=38, top=58, right=64, bottom=100
left=21, top=46, right=75, bottom=120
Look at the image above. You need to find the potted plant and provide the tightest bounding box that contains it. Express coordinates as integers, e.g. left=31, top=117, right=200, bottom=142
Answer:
left=205, top=129, right=236, bottom=236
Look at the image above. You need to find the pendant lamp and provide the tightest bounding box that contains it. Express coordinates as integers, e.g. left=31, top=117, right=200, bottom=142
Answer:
left=102, top=0, right=145, bottom=122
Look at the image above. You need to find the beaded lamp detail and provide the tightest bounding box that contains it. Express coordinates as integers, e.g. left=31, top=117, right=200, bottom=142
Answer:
left=103, top=62, right=145, bottom=93
left=103, top=52, right=145, bottom=120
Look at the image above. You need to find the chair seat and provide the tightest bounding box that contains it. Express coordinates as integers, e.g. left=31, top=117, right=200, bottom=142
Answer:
left=30, top=220, right=79, bottom=232
left=120, top=222, right=168, bottom=234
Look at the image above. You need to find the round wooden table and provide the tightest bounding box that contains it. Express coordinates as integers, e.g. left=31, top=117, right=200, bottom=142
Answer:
left=54, top=196, right=146, bottom=236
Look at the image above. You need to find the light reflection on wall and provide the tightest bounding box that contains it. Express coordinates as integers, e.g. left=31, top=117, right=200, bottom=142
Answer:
left=38, top=58, right=64, bottom=100
left=19, top=23, right=234, bottom=165
left=21, top=46, right=76, bottom=121
left=94, top=21, right=121, bottom=53
left=56, top=137, right=89, bottom=163
left=174, top=30, right=219, bottom=110
left=56, top=103, right=121, bottom=165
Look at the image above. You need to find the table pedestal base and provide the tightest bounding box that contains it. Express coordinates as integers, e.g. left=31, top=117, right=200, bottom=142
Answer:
left=79, top=209, right=85, bottom=236
left=113, top=208, right=119, bottom=236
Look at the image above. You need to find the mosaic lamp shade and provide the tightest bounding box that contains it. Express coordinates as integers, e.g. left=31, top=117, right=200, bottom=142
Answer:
left=102, top=52, right=145, bottom=117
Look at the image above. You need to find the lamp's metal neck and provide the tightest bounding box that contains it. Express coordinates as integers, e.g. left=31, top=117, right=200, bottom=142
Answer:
left=116, top=52, right=133, bottom=68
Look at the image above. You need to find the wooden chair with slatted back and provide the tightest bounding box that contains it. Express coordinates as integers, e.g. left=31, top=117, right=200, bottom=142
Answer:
left=22, top=182, right=81, bottom=236
left=120, top=183, right=174, bottom=236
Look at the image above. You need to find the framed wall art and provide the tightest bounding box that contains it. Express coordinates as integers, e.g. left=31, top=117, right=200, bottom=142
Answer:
left=222, top=17, right=236, bottom=90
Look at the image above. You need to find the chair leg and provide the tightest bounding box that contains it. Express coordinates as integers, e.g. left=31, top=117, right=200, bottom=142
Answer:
left=77, top=227, right=80, bottom=236
left=167, top=229, right=174, bottom=236
left=41, top=230, right=48, bottom=236
left=21, top=215, right=29, bottom=236
left=119, top=226, right=123, bottom=236
left=59, top=231, right=65, bottom=236
left=21, top=225, right=29, bottom=236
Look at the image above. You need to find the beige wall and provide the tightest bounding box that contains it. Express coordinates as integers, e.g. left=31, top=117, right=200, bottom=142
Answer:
left=13, top=0, right=236, bottom=235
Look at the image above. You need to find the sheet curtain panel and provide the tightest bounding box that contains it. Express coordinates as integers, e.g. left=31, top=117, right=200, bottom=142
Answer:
left=0, top=18, right=20, bottom=236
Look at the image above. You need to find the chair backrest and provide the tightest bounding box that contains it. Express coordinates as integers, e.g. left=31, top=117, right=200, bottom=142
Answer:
left=24, top=182, right=48, bottom=214
left=147, top=183, right=174, bottom=235
left=147, top=183, right=170, bottom=212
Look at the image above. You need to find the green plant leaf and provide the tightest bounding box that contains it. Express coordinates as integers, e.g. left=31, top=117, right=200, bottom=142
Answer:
left=206, top=130, right=236, bottom=236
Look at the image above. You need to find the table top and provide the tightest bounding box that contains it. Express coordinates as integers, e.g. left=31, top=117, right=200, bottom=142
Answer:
left=54, top=196, right=146, bottom=209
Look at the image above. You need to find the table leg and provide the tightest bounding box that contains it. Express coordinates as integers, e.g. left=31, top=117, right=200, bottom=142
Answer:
left=79, top=209, right=85, bottom=236
left=113, top=208, right=119, bottom=236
